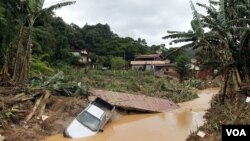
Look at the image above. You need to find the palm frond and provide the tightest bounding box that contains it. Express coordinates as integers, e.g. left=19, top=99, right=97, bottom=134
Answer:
left=196, top=2, right=218, bottom=18
left=226, top=18, right=250, bottom=25
left=209, top=0, right=220, bottom=5
left=239, top=30, right=250, bottom=51
left=167, top=31, right=187, bottom=34
left=190, top=0, right=204, bottom=38
left=163, top=31, right=194, bottom=39
left=236, top=4, right=247, bottom=11
left=228, top=27, right=250, bottom=31
left=27, top=0, right=45, bottom=13
left=180, top=42, right=198, bottom=50
left=201, top=15, right=226, bottom=36
left=218, top=0, right=226, bottom=25
left=43, top=1, right=75, bottom=12
left=205, top=31, right=226, bottom=41
left=169, top=38, right=196, bottom=45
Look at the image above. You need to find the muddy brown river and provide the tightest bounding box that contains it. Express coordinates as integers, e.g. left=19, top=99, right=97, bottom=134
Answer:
left=43, top=88, right=219, bottom=141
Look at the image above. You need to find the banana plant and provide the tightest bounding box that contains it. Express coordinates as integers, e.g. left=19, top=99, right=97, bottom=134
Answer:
left=12, top=0, right=75, bottom=84
left=163, top=0, right=250, bottom=102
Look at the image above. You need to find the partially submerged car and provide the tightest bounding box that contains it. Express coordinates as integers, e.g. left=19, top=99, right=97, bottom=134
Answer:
left=64, top=97, right=115, bottom=138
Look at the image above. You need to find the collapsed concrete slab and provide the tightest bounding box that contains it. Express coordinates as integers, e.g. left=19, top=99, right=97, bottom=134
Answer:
left=88, top=88, right=179, bottom=113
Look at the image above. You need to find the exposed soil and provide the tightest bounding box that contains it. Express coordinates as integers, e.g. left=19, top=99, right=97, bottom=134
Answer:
left=0, top=87, right=88, bottom=141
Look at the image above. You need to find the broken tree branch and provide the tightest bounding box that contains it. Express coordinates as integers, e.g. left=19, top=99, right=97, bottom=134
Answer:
left=25, top=95, right=43, bottom=123
left=39, top=90, right=51, bottom=117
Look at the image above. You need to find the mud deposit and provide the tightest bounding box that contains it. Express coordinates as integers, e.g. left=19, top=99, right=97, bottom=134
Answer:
left=0, top=92, right=88, bottom=141
left=43, top=88, right=219, bottom=141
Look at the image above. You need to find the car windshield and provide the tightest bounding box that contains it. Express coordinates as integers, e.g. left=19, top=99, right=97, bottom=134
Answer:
left=76, top=111, right=101, bottom=131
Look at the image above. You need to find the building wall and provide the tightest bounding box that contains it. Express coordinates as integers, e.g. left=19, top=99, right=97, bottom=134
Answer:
left=145, top=65, right=155, bottom=71
left=79, top=56, right=88, bottom=63
left=132, top=65, right=156, bottom=71
left=132, top=65, right=144, bottom=70
left=167, top=67, right=175, bottom=73
left=163, top=67, right=178, bottom=77
left=71, top=51, right=88, bottom=64
left=132, top=64, right=177, bottom=73
left=72, top=52, right=80, bottom=56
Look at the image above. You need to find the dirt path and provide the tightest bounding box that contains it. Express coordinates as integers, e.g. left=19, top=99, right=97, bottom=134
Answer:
left=43, top=88, right=220, bottom=141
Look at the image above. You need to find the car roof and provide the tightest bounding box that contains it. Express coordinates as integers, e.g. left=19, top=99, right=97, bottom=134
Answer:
left=86, top=104, right=104, bottom=119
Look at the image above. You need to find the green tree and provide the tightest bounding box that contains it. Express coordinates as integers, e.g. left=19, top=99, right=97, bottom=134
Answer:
left=111, top=57, right=125, bottom=70
left=175, top=55, right=191, bottom=82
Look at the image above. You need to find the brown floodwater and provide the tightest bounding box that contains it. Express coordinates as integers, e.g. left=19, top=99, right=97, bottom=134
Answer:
left=43, top=88, right=220, bottom=141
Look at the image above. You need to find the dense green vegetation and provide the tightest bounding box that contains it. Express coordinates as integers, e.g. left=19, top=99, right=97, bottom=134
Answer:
left=65, top=69, right=198, bottom=103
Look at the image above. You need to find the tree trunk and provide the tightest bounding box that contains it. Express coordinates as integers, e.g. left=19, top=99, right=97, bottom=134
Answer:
left=25, top=27, right=33, bottom=81
left=245, top=38, right=250, bottom=84
left=221, top=69, right=229, bottom=104
left=0, top=35, right=10, bottom=82
left=13, top=25, right=25, bottom=82
left=228, top=67, right=241, bottom=93
left=13, top=25, right=33, bottom=84
left=1, top=55, right=10, bottom=81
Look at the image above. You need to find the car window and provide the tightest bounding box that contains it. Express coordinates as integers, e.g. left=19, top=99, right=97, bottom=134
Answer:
left=76, top=111, right=101, bottom=131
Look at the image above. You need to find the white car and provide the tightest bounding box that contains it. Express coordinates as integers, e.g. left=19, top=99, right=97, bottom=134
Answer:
left=64, top=97, right=115, bottom=138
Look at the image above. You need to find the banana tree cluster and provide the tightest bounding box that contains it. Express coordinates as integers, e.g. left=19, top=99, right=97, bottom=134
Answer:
left=7, top=0, right=75, bottom=84
left=163, top=0, right=250, bottom=102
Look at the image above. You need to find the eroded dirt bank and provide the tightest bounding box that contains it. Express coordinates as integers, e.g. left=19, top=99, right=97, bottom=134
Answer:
left=43, top=88, right=220, bottom=141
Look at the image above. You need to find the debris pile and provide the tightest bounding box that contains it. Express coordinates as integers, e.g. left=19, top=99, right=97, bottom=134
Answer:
left=0, top=71, right=89, bottom=141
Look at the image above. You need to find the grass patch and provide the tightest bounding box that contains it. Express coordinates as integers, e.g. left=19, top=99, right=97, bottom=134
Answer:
left=65, top=69, right=198, bottom=103
left=187, top=94, right=250, bottom=141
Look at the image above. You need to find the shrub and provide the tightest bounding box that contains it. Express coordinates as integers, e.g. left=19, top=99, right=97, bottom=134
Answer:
left=31, top=57, right=54, bottom=77
left=111, top=57, right=125, bottom=69
left=176, top=55, right=191, bottom=82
